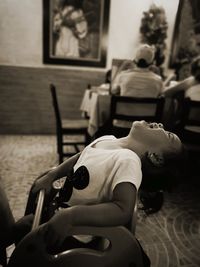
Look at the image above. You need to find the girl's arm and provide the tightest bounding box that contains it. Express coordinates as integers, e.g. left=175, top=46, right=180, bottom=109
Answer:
left=67, top=182, right=136, bottom=226
left=32, top=152, right=81, bottom=194
left=163, top=76, right=196, bottom=97
left=43, top=182, right=137, bottom=246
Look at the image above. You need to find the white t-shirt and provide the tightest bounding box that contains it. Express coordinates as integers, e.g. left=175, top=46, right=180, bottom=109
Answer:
left=68, top=135, right=142, bottom=243
left=68, top=135, right=142, bottom=206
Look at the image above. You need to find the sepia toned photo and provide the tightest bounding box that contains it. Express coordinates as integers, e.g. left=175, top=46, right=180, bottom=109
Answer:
left=0, top=1, right=200, bottom=266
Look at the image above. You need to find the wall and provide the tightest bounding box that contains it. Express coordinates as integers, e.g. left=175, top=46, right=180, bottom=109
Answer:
left=108, top=0, right=179, bottom=68
left=0, top=0, right=179, bottom=69
left=0, top=66, right=105, bottom=134
left=0, top=0, right=179, bottom=134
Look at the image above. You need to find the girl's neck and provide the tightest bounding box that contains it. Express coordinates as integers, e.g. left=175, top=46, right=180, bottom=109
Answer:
left=117, top=136, right=145, bottom=159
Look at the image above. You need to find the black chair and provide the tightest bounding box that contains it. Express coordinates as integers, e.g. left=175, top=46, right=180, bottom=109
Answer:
left=109, top=95, right=165, bottom=137
left=176, top=97, right=200, bottom=149
left=50, top=84, right=90, bottom=163
left=176, top=97, right=200, bottom=179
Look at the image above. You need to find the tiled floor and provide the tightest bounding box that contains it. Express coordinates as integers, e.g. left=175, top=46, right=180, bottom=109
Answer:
left=0, top=135, right=200, bottom=266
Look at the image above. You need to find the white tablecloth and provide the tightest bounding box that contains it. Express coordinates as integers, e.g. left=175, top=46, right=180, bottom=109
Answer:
left=80, top=89, right=111, bottom=136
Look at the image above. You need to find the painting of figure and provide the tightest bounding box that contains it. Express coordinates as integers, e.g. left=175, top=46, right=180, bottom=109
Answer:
left=43, top=0, right=110, bottom=67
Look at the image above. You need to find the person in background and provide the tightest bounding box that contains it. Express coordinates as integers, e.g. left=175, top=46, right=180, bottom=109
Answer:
left=163, top=56, right=200, bottom=131
left=111, top=44, right=163, bottom=97
left=105, top=69, right=112, bottom=84
left=163, top=56, right=200, bottom=100
left=98, top=69, right=112, bottom=91
left=112, top=60, right=136, bottom=83
left=149, top=64, right=162, bottom=76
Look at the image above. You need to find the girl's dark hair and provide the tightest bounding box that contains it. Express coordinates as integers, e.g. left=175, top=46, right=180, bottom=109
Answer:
left=141, top=145, right=187, bottom=192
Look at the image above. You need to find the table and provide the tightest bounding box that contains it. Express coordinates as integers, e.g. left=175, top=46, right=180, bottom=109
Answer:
left=80, top=88, right=111, bottom=136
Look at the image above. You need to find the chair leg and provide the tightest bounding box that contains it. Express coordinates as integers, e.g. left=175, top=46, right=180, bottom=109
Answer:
left=57, top=132, right=64, bottom=164
left=56, top=131, right=90, bottom=164
left=59, top=153, right=63, bottom=164
left=57, top=134, right=63, bottom=153
left=74, top=144, right=80, bottom=153
left=85, top=132, right=90, bottom=146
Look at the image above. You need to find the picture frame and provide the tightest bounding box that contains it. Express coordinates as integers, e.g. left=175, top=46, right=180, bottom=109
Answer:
left=169, top=0, right=200, bottom=68
left=43, top=0, right=110, bottom=68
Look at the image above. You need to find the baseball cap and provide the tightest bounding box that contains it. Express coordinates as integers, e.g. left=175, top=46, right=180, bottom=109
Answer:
left=135, top=44, right=155, bottom=65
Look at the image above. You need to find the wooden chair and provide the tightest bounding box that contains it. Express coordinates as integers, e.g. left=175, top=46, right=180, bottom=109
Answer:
left=109, top=95, right=165, bottom=137
left=50, top=84, right=90, bottom=163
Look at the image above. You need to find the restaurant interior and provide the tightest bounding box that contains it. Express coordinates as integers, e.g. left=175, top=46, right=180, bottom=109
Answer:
left=0, top=0, right=200, bottom=266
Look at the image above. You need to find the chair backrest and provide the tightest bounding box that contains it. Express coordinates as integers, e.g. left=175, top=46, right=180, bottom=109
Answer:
left=110, top=95, right=165, bottom=136
left=178, top=97, right=200, bottom=144
left=180, top=98, right=200, bottom=128
left=50, top=84, right=62, bottom=128
left=8, top=226, right=144, bottom=267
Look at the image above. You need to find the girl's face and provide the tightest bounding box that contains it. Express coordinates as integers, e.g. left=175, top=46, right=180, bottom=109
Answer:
left=70, top=9, right=88, bottom=39
left=130, top=121, right=182, bottom=155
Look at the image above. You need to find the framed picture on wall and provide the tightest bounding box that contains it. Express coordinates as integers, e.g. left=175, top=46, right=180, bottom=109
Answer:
left=43, top=0, right=110, bottom=68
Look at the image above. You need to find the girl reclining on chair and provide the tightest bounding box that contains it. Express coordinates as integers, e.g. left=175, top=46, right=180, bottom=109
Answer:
left=9, top=120, right=184, bottom=267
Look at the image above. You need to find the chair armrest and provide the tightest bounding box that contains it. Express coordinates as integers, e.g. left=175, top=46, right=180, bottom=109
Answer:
left=31, top=190, right=45, bottom=230
left=24, top=167, right=57, bottom=216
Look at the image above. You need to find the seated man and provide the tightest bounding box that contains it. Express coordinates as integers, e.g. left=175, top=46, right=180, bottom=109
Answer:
left=163, top=56, right=200, bottom=131
left=111, top=44, right=163, bottom=97
left=163, top=56, right=200, bottom=100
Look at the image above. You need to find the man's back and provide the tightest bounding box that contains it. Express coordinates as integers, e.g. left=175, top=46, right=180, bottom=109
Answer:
left=118, top=68, right=163, bottom=97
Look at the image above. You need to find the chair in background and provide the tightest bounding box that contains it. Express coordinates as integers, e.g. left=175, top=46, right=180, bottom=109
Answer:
left=109, top=95, right=165, bottom=137
left=177, top=98, right=200, bottom=144
left=50, top=84, right=90, bottom=164
left=177, top=97, right=200, bottom=149
left=176, top=97, right=200, bottom=179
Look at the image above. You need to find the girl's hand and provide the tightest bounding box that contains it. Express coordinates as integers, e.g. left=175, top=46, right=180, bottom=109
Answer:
left=42, top=209, right=71, bottom=248
left=32, top=170, right=55, bottom=196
